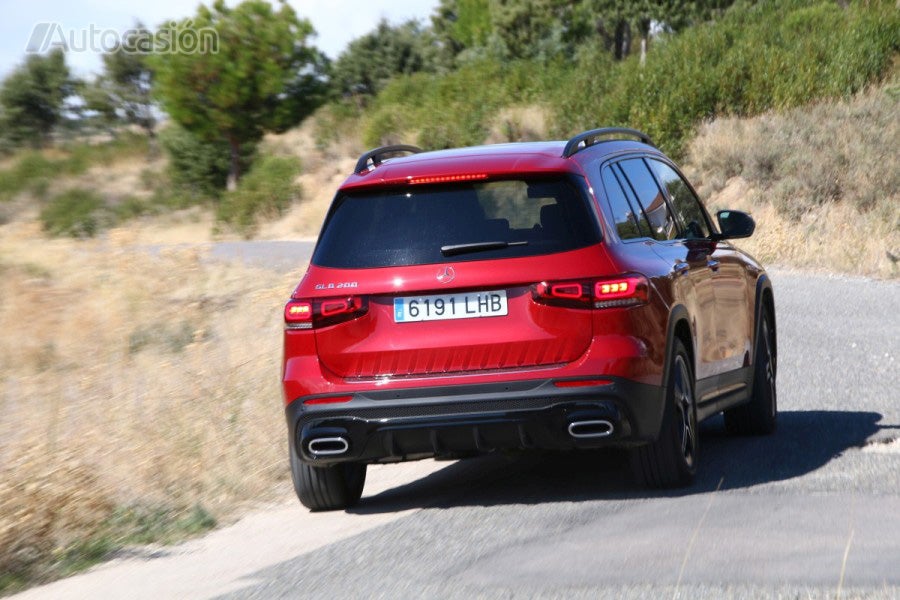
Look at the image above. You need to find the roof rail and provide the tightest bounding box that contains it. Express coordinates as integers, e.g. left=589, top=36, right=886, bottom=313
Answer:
left=562, top=128, right=654, bottom=158
left=355, top=144, right=423, bottom=174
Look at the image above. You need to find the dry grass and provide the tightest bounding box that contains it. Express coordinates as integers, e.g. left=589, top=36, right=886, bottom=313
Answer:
left=256, top=119, right=358, bottom=240
left=0, top=220, right=300, bottom=589
left=484, top=106, right=550, bottom=145
left=684, top=83, right=899, bottom=278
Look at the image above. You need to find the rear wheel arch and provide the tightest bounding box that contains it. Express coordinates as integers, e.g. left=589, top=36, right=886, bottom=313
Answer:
left=724, top=274, right=777, bottom=435
left=648, top=305, right=695, bottom=438
left=754, top=275, right=777, bottom=371
left=664, top=304, right=696, bottom=388
left=631, top=332, right=698, bottom=488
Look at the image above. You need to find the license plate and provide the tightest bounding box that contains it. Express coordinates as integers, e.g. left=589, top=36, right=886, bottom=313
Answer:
left=393, top=290, right=508, bottom=323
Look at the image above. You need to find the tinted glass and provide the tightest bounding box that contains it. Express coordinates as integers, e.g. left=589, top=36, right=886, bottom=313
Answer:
left=648, top=159, right=710, bottom=240
left=612, top=165, right=654, bottom=236
left=313, top=177, right=600, bottom=268
left=618, top=159, right=678, bottom=241
left=601, top=166, right=644, bottom=240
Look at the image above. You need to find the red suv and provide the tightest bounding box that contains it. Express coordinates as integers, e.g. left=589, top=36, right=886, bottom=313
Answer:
left=283, top=128, right=777, bottom=510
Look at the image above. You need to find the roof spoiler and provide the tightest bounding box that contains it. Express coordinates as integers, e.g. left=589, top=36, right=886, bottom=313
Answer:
left=355, top=145, right=423, bottom=174
left=562, top=128, right=654, bottom=158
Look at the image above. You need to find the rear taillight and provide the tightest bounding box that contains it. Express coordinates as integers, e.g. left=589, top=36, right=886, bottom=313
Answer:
left=593, top=275, right=649, bottom=308
left=285, top=296, right=368, bottom=330
left=284, top=301, right=313, bottom=327
left=532, top=274, right=649, bottom=309
left=532, top=281, right=593, bottom=308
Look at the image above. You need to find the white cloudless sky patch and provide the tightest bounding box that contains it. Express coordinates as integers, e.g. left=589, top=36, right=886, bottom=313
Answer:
left=0, top=0, right=439, bottom=80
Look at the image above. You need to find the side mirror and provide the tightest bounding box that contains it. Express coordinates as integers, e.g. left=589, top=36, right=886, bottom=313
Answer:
left=714, top=209, right=755, bottom=240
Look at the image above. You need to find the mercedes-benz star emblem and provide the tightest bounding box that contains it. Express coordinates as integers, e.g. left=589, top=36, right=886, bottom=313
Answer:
left=436, top=266, right=455, bottom=284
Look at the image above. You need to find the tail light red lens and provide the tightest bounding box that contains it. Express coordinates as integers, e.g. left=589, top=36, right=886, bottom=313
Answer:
left=285, top=296, right=368, bottom=330
left=548, top=283, right=584, bottom=299
left=284, top=301, right=313, bottom=327
left=320, top=298, right=352, bottom=317
left=533, top=281, right=592, bottom=308
left=533, top=274, right=649, bottom=309
left=593, top=274, right=649, bottom=308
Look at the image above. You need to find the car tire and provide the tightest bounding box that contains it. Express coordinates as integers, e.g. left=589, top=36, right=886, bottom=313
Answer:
left=724, top=309, right=777, bottom=436
left=290, top=443, right=366, bottom=511
left=631, top=338, right=698, bottom=488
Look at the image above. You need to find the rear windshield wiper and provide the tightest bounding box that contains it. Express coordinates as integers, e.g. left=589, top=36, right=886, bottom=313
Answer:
left=440, top=240, right=528, bottom=257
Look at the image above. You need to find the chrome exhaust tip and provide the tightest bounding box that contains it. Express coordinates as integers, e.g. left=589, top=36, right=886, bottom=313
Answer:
left=307, top=437, right=350, bottom=457
left=568, top=420, right=614, bottom=439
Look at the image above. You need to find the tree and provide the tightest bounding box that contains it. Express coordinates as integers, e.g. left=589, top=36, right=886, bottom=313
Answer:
left=431, top=0, right=493, bottom=64
left=80, top=78, right=120, bottom=135
left=98, top=24, right=157, bottom=137
left=429, top=0, right=737, bottom=64
left=0, top=48, right=75, bottom=147
left=489, top=0, right=578, bottom=60
left=152, top=0, right=327, bottom=190
left=583, top=0, right=731, bottom=62
left=332, top=19, right=438, bottom=98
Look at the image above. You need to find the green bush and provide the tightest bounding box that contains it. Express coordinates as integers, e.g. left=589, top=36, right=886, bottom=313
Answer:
left=311, top=101, right=365, bottom=151
left=354, top=0, right=898, bottom=159
left=61, top=133, right=150, bottom=176
left=0, top=134, right=153, bottom=202
left=159, top=124, right=232, bottom=199
left=561, top=0, right=898, bottom=157
left=0, top=152, right=55, bottom=201
left=362, top=57, right=568, bottom=149
left=217, top=155, right=301, bottom=236
left=113, top=195, right=152, bottom=221
left=39, top=189, right=109, bottom=237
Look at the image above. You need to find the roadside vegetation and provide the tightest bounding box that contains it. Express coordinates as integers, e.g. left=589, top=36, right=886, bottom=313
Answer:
left=0, top=133, right=150, bottom=204
left=357, top=1, right=898, bottom=156
left=1, top=0, right=899, bottom=593
left=685, top=82, right=900, bottom=278
left=0, top=231, right=293, bottom=592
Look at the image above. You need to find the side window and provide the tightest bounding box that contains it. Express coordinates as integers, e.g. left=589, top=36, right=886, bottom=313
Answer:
left=601, top=165, right=645, bottom=240
left=618, top=158, right=678, bottom=241
left=648, top=159, right=710, bottom=240
left=612, top=165, right=653, bottom=237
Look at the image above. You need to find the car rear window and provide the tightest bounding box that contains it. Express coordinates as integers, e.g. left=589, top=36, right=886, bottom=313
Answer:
left=312, top=177, right=601, bottom=268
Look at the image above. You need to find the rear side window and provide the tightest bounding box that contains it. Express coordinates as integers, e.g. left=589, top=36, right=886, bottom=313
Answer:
left=313, top=177, right=600, bottom=268
left=601, top=165, right=646, bottom=240
left=618, top=158, right=678, bottom=241
left=647, top=159, right=711, bottom=240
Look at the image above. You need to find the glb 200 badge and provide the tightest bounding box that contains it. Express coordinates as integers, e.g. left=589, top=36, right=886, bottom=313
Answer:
left=314, top=282, right=359, bottom=290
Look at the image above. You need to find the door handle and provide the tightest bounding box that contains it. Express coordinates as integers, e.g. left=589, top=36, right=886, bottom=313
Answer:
left=674, top=261, right=689, bottom=276
left=707, top=258, right=720, bottom=271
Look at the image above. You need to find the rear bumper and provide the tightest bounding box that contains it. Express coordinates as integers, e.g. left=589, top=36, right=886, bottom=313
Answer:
left=286, top=378, right=665, bottom=465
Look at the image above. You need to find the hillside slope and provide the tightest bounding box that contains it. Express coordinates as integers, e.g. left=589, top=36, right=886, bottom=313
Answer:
left=685, top=83, right=899, bottom=278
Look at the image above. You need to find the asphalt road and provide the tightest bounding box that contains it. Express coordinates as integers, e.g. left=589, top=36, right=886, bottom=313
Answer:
left=17, top=247, right=900, bottom=600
